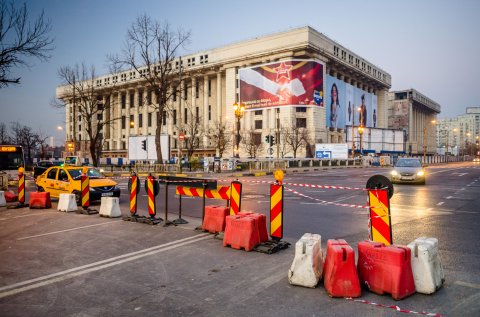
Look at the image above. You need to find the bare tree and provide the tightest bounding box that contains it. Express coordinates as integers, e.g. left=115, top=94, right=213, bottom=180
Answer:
left=109, top=14, right=190, bottom=163
left=0, top=122, right=11, bottom=144
left=56, top=63, right=120, bottom=166
left=241, top=130, right=264, bottom=159
left=180, top=102, right=203, bottom=160
left=208, top=121, right=231, bottom=158
left=0, top=1, right=54, bottom=88
left=278, top=126, right=289, bottom=158
left=10, top=121, right=46, bottom=164
left=283, top=121, right=311, bottom=158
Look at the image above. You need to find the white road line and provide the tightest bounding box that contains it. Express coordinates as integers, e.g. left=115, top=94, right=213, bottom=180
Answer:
left=437, top=202, right=444, bottom=206
left=460, top=188, right=466, bottom=190
left=454, top=281, right=480, bottom=289
left=0, top=234, right=210, bottom=299
left=446, top=196, right=452, bottom=199
left=0, top=212, right=52, bottom=221
left=16, top=221, right=119, bottom=240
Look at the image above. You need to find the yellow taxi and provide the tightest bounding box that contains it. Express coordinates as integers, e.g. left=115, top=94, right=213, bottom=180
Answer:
left=36, top=166, right=120, bottom=203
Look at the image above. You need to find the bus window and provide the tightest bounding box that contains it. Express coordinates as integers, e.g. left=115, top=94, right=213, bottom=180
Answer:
left=0, top=145, right=25, bottom=181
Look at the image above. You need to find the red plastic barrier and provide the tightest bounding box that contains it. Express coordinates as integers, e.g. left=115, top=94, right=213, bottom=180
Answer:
left=203, top=205, right=229, bottom=233
left=238, top=211, right=268, bottom=243
left=323, top=239, right=348, bottom=274
left=357, top=240, right=415, bottom=300
left=29, top=192, right=52, bottom=209
left=4, top=190, right=18, bottom=202
left=223, top=215, right=260, bottom=251
left=323, top=239, right=361, bottom=298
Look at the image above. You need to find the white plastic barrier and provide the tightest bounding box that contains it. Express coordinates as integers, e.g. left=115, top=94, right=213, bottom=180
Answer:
left=288, top=233, right=324, bottom=288
left=58, top=194, right=78, bottom=212
left=407, top=237, right=445, bottom=294
left=0, top=191, right=6, bottom=207
left=99, top=197, right=122, bottom=218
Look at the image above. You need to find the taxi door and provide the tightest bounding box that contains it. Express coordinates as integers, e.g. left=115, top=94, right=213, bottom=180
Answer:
left=56, top=168, right=70, bottom=196
left=45, top=168, right=59, bottom=198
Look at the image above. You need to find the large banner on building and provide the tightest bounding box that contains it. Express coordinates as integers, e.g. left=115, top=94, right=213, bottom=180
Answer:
left=326, top=75, right=378, bottom=129
left=239, top=60, right=324, bottom=110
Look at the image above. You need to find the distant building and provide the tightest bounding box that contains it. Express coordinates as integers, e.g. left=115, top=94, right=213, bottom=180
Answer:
left=387, top=89, right=441, bottom=155
left=437, top=107, right=480, bottom=155
left=56, top=26, right=391, bottom=160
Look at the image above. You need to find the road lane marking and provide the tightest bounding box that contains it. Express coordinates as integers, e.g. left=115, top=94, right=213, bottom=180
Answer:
left=0, top=212, right=52, bottom=221
left=437, top=202, right=444, bottom=206
left=0, top=234, right=210, bottom=299
left=454, top=281, right=480, bottom=289
left=446, top=196, right=452, bottom=199
left=16, top=221, right=120, bottom=240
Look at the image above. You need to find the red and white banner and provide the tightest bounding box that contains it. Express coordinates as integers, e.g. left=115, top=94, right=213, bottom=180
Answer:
left=239, top=60, right=324, bottom=110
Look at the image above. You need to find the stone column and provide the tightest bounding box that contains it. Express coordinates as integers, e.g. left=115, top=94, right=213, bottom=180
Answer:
left=203, top=75, right=209, bottom=149
left=134, top=88, right=139, bottom=135
left=125, top=90, right=131, bottom=141
left=117, top=92, right=122, bottom=150
left=216, top=72, right=222, bottom=122
left=143, top=90, right=148, bottom=135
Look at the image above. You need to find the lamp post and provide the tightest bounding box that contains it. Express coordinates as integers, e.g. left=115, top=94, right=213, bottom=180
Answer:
left=357, top=107, right=364, bottom=156
left=233, top=102, right=245, bottom=158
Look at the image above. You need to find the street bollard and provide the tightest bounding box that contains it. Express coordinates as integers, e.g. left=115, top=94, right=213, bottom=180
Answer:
left=144, top=174, right=162, bottom=225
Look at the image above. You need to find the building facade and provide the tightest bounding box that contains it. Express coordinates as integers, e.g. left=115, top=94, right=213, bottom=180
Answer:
left=436, top=107, right=480, bottom=155
left=57, top=26, right=391, bottom=160
left=387, top=89, right=441, bottom=156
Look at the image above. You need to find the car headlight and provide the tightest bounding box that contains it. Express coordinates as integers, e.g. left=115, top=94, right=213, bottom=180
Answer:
left=391, top=170, right=398, bottom=176
left=417, top=171, right=425, bottom=177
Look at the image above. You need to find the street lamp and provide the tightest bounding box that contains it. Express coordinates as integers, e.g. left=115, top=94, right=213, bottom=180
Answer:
left=357, top=107, right=364, bottom=156
left=233, top=102, right=245, bottom=158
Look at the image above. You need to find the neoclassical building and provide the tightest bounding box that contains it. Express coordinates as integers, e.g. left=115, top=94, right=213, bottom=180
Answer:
left=57, top=26, right=391, bottom=160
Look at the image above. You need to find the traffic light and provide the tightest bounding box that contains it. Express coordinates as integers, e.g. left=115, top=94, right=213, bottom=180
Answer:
left=265, top=135, right=271, bottom=144
left=141, top=140, right=147, bottom=151
left=270, top=136, right=275, bottom=146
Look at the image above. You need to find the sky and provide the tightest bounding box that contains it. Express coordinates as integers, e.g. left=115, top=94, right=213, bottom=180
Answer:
left=1, top=0, right=479, bottom=145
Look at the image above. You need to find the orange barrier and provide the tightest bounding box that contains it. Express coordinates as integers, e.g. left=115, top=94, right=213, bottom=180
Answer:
left=239, top=211, right=268, bottom=243
left=203, top=205, right=229, bottom=233
left=357, top=240, right=415, bottom=300
left=29, top=192, right=52, bottom=209
left=223, top=215, right=260, bottom=251
left=323, top=239, right=361, bottom=298
left=4, top=190, right=18, bottom=202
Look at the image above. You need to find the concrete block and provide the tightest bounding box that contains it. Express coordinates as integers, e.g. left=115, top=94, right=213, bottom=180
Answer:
left=0, top=191, right=6, bottom=207
left=58, top=193, right=77, bottom=212
left=288, top=233, right=323, bottom=288
left=99, top=197, right=122, bottom=218
left=407, top=237, right=445, bottom=294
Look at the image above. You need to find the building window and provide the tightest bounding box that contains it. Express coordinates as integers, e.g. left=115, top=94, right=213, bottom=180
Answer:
left=78, top=124, right=81, bottom=131
left=253, top=133, right=261, bottom=145
left=130, top=115, right=134, bottom=128
left=173, top=109, right=177, bottom=125
left=254, top=110, right=262, bottom=115
left=196, top=107, right=199, bottom=123
left=183, top=85, right=188, bottom=100
left=139, top=114, right=143, bottom=128
left=121, top=94, right=126, bottom=109
left=122, top=141, right=126, bottom=150
left=148, top=113, right=152, bottom=127
left=255, top=120, right=263, bottom=129
left=147, top=90, right=152, bottom=104
left=122, top=116, right=126, bottom=129
left=173, top=87, right=177, bottom=101
left=97, top=113, right=102, bottom=120
left=208, top=105, right=211, bottom=121
left=129, top=92, right=134, bottom=108
left=208, top=79, right=211, bottom=97
left=296, top=107, right=307, bottom=113
left=184, top=108, right=188, bottom=124
left=162, top=111, right=167, bottom=125
left=296, top=118, right=307, bottom=128
left=195, top=81, right=199, bottom=98
left=138, top=91, right=143, bottom=107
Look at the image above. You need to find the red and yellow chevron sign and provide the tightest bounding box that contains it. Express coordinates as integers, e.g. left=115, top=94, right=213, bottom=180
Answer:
left=176, top=185, right=231, bottom=200
left=147, top=176, right=156, bottom=216
left=368, top=189, right=392, bottom=245
left=81, top=174, right=90, bottom=208
left=18, top=170, right=25, bottom=204
left=129, top=175, right=138, bottom=215
left=270, top=184, right=283, bottom=240
left=229, top=181, right=242, bottom=215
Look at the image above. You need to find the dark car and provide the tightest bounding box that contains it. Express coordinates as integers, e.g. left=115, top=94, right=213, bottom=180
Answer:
left=33, top=160, right=54, bottom=179
left=390, top=158, right=426, bottom=185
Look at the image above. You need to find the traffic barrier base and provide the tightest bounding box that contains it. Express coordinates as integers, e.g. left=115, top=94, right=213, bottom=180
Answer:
left=407, top=237, right=445, bottom=294
left=323, top=239, right=361, bottom=298
left=58, top=194, right=78, bottom=212
left=223, top=215, right=260, bottom=251
left=203, top=205, right=229, bottom=233
left=288, top=233, right=324, bottom=288
left=357, top=240, right=415, bottom=300
left=4, top=190, right=18, bottom=202
left=0, top=191, right=6, bottom=207
left=99, top=197, right=122, bottom=218
left=239, top=211, right=269, bottom=243
left=29, top=192, right=52, bottom=209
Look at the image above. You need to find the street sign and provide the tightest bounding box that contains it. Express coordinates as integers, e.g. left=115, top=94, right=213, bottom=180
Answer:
left=179, top=133, right=185, bottom=141
left=267, top=147, right=274, bottom=155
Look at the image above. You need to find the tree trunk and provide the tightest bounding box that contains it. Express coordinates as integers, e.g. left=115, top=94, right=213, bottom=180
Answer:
left=155, top=117, right=163, bottom=163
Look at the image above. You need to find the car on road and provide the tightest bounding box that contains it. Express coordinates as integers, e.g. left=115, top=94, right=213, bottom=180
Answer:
left=36, top=166, right=120, bottom=203
left=390, top=158, right=426, bottom=185
left=473, top=157, right=480, bottom=163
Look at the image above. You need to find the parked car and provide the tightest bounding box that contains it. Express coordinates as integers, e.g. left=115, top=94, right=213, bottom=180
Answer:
left=390, top=158, right=426, bottom=185
left=36, top=166, right=120, bottom=203
left=33, top=160, right=54, bottom=180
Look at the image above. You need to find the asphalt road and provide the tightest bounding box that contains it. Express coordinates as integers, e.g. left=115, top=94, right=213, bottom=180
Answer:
left=0, top=162, right=479, bottom=316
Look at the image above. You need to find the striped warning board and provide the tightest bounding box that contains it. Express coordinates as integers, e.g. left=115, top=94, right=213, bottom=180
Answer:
left=176, top=185, right=230, bottom=200
left=229, top=181, right=242, bottom=215
left=368, top=189, right=392, bottom=245
left=129, top=175, right=138, bottom=215
left=18, top=171, right=25, bottom=204
left=81, top=174, right=90, bottom=208
left=270, top=184, right=284, bottom=240
left=147, top=176, right=156, bottom=216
